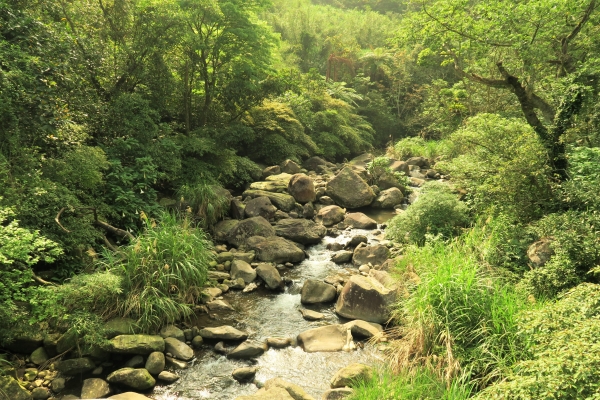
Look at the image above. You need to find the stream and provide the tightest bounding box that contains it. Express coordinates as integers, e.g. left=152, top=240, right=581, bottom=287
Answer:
left=151, top=208, right=397, bottom=400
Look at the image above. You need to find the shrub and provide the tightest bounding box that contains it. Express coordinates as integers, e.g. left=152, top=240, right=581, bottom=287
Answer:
left=519, top=249, right=581, bottom=299
left=389, top=137, right=454, bottom=161
left=563, top=146, right=600, bottom=211
left=477, top=283, right=600, bottom=399
left=366, top=156, right=409, bottom=188
left=386, top=181, right=469, bottom=245
left=177, top=181, right=230, bottom=229
left=100, top=211, right=214, bottom=330
left=437, top=114, right=552, bottom=221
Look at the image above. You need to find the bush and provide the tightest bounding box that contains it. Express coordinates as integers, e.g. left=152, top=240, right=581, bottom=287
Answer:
left=100, top=211, right=214, bottom=330
left=437, top=114, right=552, bottom=221
left=366, top=156, right=409, bottom=188
left=477, top=283, right=600, bottom=399
left=386, top=182, right=469, bottom=245
left=563, top=146, right=600, bottom=211
left=389, top=137, right=454, bottom=161
left=177, top=181, right=230, bottom=230
left=391, top=239, right=526, bottom=389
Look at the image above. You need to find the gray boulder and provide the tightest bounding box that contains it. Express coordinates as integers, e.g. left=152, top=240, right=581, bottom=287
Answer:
left=335, top=275, right=395, bottom=324
left=30, top=388, right=50, bottom=400
left=232, top=367, right=257, bottom=382
left=227, top=216, right=275, bottom=248
left=275, top=219, right=326, bottom=244
left=297, top=325, right=347, bottom=353
left=288, top=174, right=316, bottom=203
left=145, top=352, right=165, bottom=375
left=280, top=159, right=301, bottom=174
left=330, top=363, right=374, bottom=388
left=343, top=320, right=383, bottom=339
left=406, top=156, right=430, bottom=168
left=164, top=337, right=194, bottom=361
left=301, top=280, right=337, bottom=304
left=316, top=205, right=345, bottom=226
left=159, top=325, right=185, bottom=342
left=331, top=251, right=353, bottom=264
left=246, top=236, right=305, bottom=264
left=214, top=219, right=240, bottom=242
left=256, top=263, right=284, bottom=291
left=352, top=244, right=390, bottom=267
left=198, top=326, right=248, bottom=341
left=264, top=377, right=315, bottom=400
left=344, top=213, right=377, bottom=229
left=326, top=167, right=375, bottom=208
left=372, top=187, right=403, bottom=209
left=300, top=309, right=324, bottom=321
left=157, top=371, right=179, bottom=383
left=106, top=368, right=156, bottom=391
left=263, top=165, right=281, bottom=179
left=243, top=190, right=296, bottom=212
left=104, top=318, right=140, bottom=339
left=81, top=378, right=111, bottom=399
left=245, top=196, right=277, bottom=220
left=303, top=156, right=330, bottom=171
left=108, top=335, right=165, bottom=355
left=302, top=202, right=315, bottom=219
left=30, top=347, right=48, bottom=365
left=388, top=159, right=409, bottom=175
left=230, top=259, right=257, bottom=284
left=56, top=357, right=96, bottom=375
left=227, top=341, right=267, bottom=359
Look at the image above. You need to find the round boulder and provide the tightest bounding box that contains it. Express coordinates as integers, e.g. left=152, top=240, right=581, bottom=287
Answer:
left=288, top=174, right=316, bottom=203
left=371, top=187, right=404, bottom=209
left=326, top=167, right=375, bottom=208
left=317, top=205, right=345, bottom=227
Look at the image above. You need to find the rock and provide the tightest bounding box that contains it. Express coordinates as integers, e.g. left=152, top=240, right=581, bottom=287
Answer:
left=330, top=363, right=374, bottom=388
left=316, top=205, right=345, bottom=226
left=299, top=309, right=324, bottom=321
left=372, top=187, right=404, bottom=209
left=243, top=282, right=259, bottom=293
left=352, top=245, right=390, bottom=267
left=201, top=287, right=223, bottom=303
left=30, top=347, right=49, bottom=365
left=236, top=386, right=295, bottom=400
left=303, top=156, right=329, bottom=171
left=23, top=368, right=37, bottom=381
left=335, top=275, right=395, bottom=324
left=30, top=388, right=50, bottom=400
left=230, top=260, right=257, bottom=284
left=0, top=376, right=32, bottom=400
left=322, top=388, right=354, bottom=399
left=406, top=156, right=430, bottom=168
left=42, top=333, right=60, bottom=357
left=247, top=236, right=305, bottom=264
left=297, top=325, right=347, bottom=353
left=409, top=177, right=425, bottom=187
left=106, top=368, right=155, bottom=390
left=192, top=336, right=204, bottom=349
left=347, top=235, right=368, bottom=248
left=369, top=269, right=396, bottom=288
left=165, top=356, right=188, bottom=370
left=264, top=377, right=315, bottom=400
left=214, top=219, right=240, bottom=242
left=232, top=367, right=257, bottom=382
left=3, top=332, right=43, bottom=354
left=245, top=196, right=278, bottom=220
left=51, top=377, right=66, bottom=393
left=389, top=159, right=409, bottom=175
left=81, top=378, right=111, bottom=399
left=227, top=216, right=275, bottom=247
left=275, top=219, right=327, bottom=244
left=157, top=371, right=179, bottom=383
left=228, top=341, right=267, bottom=359
left=326, top=167, right=375, bottom=209
left=207, top=299, right=235, bottom=312
left=159, top=325, right=185, bottom=342
left=301, top=280, right=337, bottom=304
left=124, top=355, right=144, bottom=368
left=243, top=190, right=296, bottom=212
left=267, top=337, right=292, bottom=348
left=281, top=160, right=301, bottom=174
left=256, top=263, right=284, bottom=290
left=217, top=250, right=235, bottom=263
left=527, top=237, right=555, bottom=267
left=331, top=251, right=353, bottom=264
left=233, top=252, right=256, bottom=263
left=109, top=393, right=152, bottom=400
left=378, top=170, right=404, bottom=190
left=108, top=335, right=165, bottom=355
left=199, top=326, right=248, bottom=341
left=214, top=342, right=228, bottom=355
left=263, top=165, right=281, bottom=179
left=343, top=320, right=383, bottom=339
left=224, top=278, right=246, bottom=290
left=288, top=174, right=316, bottom=203
left=344, top=213, right=377, bottom=229
left=302, top=202, right=315, bottom=219
left=164, top=337, right=194, bottom=361
left=319, top=196, right=335, bottom=206
left=231, top=198, right=246, bottom=220
left=145, top=352, right=165, bottom=375
left=208, top=271, right=231, bottom=282
left=56, top=357, right=96, bottom=375
left=250, top=180, right=288, bottom=193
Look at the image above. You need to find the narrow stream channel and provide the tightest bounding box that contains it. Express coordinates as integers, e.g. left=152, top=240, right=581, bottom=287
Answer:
left=152, top=209, right=396, bottom=400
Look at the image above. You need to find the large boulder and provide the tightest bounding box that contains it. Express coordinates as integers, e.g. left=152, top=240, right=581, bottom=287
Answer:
left=243, top=190, right=296, bottom=212
left=303, top=156, right=330, bottom=171
left=198, top=326, right=248, bottom=341
left=227, top=216, right=275, bottom=248
left=297, top=325, right=347, bottom=353
left=0, top=376, right=32, bottom=400
left=56, top=357, right=96, bottom=375
left=377, top=171, right=403, bottom=190
left=371, top=187, right=404, bottom=209
left=343, top=320, right=383, bottom=339
left=108, top=335, right=165, bottom=355
left=145, top=352, right=165, bottom=375
left=164, top=337, right=194, bottom=361
left=230, top=259, right=257, bottom=284
left=326, top=167, right=375, bottom=208
left=246, top=236, right=305, bottom=264
left=214, top=220, right=240, bottom=242
left=3, top=332, right=43, bottom=354
left=352, top=244, right=390, bottom=267
left=30, top=347, right=49, bottom=365
left=256, top=263, right=284, bottom=291
left=322, top=388, right=354, bottom=400
left=245, top=196, right=278, bottom=220
left=230, top=198, right=246, bottom=219
left=263, top=165, right=281, bottom=179
left=344, top=213, right=377, bottom=230
left=301, top=280, right=337, bottom=304
left=280, top=160, right=302, bottom=174
left=227, top=341, right=267, bottom=360
left=335, top=275, right=395, bottom=323
left=81, top=378, right=111, bottom=399
left=275, top=219, right=326, bottom=244
left=106, top=368, right=155, bottom=391
left=388, top=159, right=409, bottom=175
left=288, top=174, right=316, bottom=203
left=104, top=318, right=140, bottom=339
left=316, top=205, right=345, bottom=227
left=330, top=364, right=374, bottom=389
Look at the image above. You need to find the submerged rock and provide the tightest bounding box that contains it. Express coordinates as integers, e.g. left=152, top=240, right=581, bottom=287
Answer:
left=227, top=341, right=267, bottom=359
left=232, top=367, right=257, bottom=382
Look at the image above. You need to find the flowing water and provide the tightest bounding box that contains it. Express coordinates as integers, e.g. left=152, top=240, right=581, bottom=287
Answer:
left=152, top=225, right=393, bottom=400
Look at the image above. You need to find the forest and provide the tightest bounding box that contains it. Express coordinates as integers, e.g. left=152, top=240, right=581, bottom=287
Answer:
left=1, top=0, right=600, bottom=398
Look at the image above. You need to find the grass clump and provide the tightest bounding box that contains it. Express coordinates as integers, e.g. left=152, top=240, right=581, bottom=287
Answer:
left=388, top=137, right=454, bottom=160
left=177, top=181, right=231, bottom=229
left=386, top=181, right=469, bottom=245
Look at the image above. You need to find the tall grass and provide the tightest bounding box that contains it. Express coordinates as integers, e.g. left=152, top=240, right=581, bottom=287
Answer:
left=387, top=137, right=455, bottom=161
left=177, top=181, right=230, bottom=229
left=389, top=237, right=526, bottom=390
left=101, top=211, right=214, bottom=330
